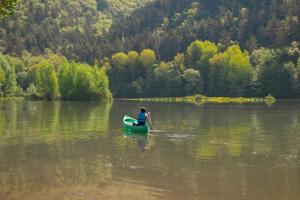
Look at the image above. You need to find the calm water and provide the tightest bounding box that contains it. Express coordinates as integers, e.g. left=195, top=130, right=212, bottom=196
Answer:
left=0, top=100, right=299, bottom=200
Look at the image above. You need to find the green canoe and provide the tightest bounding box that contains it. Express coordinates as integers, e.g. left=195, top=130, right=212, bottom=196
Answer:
left=123, top=115, right=149, bottom=134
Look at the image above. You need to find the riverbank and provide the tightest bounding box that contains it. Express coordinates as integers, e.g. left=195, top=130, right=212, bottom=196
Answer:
left=1, top=95, right=276, bottom=105
left=122, top=95, right=276, bottom=105
left=0, top=97, right=24, bottom=101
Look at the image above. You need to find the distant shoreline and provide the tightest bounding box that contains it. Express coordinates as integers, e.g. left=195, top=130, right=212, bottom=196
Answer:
left=0, top=95, right=276, bottom=105
left=120, top=95, right=276, bottom=105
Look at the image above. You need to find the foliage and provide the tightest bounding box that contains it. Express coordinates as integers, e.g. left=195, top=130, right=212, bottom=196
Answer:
left=0, top=52, right=17, bottom=96
left=16, top=71, right=30, bottom=90
left=0, top=0, right=19, bottom=19
left=1, top=37, right=300, bottom=100
left=264, top=94, right=276, bottom=105
left=128, top=95, right=276, bottom=105
left=111, top=52, right=128, bottom=69
left=0, top=0, right=152, bottom=62
left=58, top=61, right=111, bottom=101
left=152, top=61, right=184, bottom=97
left=253, top=46, right=299, bottom=98
left=1, top=52, right=111, bottom=101
left=186, top=40, right=218, bottom=68
left=106, top=40, right=300, bottom=99
left=34, top=61, right=59, bottom=100
left=25, top=83, right=40, bottom=99
left=209, top=45, right=253, bottom=97
left=186, top=40, right=218, bottom=93
left=5, top=55, right=24, bottom=72
left=0, top=68, right=5, bottom=88
left=183, top=69, right=202, bottom=95
left=92, top=65, right=111, bottom=100
left=0, top=0, right=299, bottom=65
left=140, top=49, right=156, bottom=67
left=297, top=57, right=300, bottom=96
left=105, top=0, right=300, bottom=60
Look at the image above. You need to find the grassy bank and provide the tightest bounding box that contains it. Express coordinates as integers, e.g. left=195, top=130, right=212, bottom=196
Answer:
left=123, top=94, right=276, bottom=105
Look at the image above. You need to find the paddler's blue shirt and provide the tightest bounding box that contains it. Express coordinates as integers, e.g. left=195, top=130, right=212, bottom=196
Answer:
left=137, top=112, right=147, bottom=124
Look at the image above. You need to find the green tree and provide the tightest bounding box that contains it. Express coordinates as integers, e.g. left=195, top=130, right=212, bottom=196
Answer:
left=186, top=40, right=219, bottom=68
left=127, top=51, right=142, bottom=79
left=0, top=0, right=19, bottom=19
left=91, top=66, right=111, bottom=100
left=16, top=72, right=30, bottom=90
left=297, top=57, right=300, bottom=97
left=186, top=40, right=218, bottom=94
left=25, top=83, right=40, bottom=99
left=0, top=52, right=17, bottom=96
left=253, top=48, right=278, bottom=97
left=35, top=61, right=59, bottom=100
left=58, top=62, right=74, bottom=100
left=111, top=52, right=128, bottom=69
left=209, top=45, right=253, bottom=97
left=127, top=51, right=139, bottom=66
left=174, top=53, right=185, bottom=73
left=59, top=61, right=111, bottom=100
left=183, top=69, right=202, bottom=95
left=254, top=48, right=298, bottom=98
left=279, top=62, right=297, bottom=98
left=5, top=55, right=24, bottom=73
left=153, top=61, right=184, bottom=97
left=109, top=52, right=130, bottom=97
left=71, top=64, right=94, bottom=100
left=0, top=68, right=4, bottom=91
left=140, top=49, right=156, bottom=67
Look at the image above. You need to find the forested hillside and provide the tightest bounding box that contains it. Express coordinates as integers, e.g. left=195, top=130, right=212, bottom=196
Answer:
left=104, top=0, right=300, bottom=60
left=0, top=0, right=152, bottom=62
left=1, top=0, right=299, bottom=62
left=0, top=0, right=300, bottom=99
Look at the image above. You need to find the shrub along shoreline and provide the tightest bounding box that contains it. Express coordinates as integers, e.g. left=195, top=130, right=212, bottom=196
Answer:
left=122, top=94, right=276, bottom=105
left=0, top=52, right=112, bottom=101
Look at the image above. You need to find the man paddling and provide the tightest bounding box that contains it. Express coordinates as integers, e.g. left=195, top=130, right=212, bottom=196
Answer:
left=136, top=107, right=153, bottom=130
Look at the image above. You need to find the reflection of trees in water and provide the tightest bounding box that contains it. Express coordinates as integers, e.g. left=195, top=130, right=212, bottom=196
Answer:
left=250, top=102, right=300, bottom=156
left=109, top=102, right=300, bottom=182
left=128, top=103, right=300, bottom=199
left=57, top=101, right=112, bottom=134
left=0, top=100, right=112, bottom=145
left=0, top=100, right=113, bottom=199
left=173, top=103, right=300, bottom=160
left=152, top=104, right=256, bottom=160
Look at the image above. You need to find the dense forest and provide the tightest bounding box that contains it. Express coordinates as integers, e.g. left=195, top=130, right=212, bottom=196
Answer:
left=1, top=0, right=299, bottom=61
left=104, top=0, right=300, bottom=60
left=0, top=0, right=300, bottom=99
left=0, top=0, right=152, bottom=62
left=108, top=40, right=300, bottom=98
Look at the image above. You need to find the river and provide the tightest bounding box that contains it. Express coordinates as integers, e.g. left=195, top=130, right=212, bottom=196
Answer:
left=0, top=100, right=299, bottom=200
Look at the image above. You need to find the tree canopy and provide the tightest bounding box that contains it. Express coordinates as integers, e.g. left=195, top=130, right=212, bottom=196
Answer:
left=1, top=0, right=299, bottom=63
left=0, top=0, right=19, bottom=19
left=106, top=40, right=300, bottom=98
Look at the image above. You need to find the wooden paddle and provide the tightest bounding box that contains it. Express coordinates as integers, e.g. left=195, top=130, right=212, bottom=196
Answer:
left=147, top=112, right=153, bottom=130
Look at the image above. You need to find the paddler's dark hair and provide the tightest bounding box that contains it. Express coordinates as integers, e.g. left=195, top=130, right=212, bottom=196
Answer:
left=140, top=107, right=146, bottom=113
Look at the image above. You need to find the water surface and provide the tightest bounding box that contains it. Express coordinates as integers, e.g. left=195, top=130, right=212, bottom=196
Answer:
left=0, top=100, right=299, bottom=200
